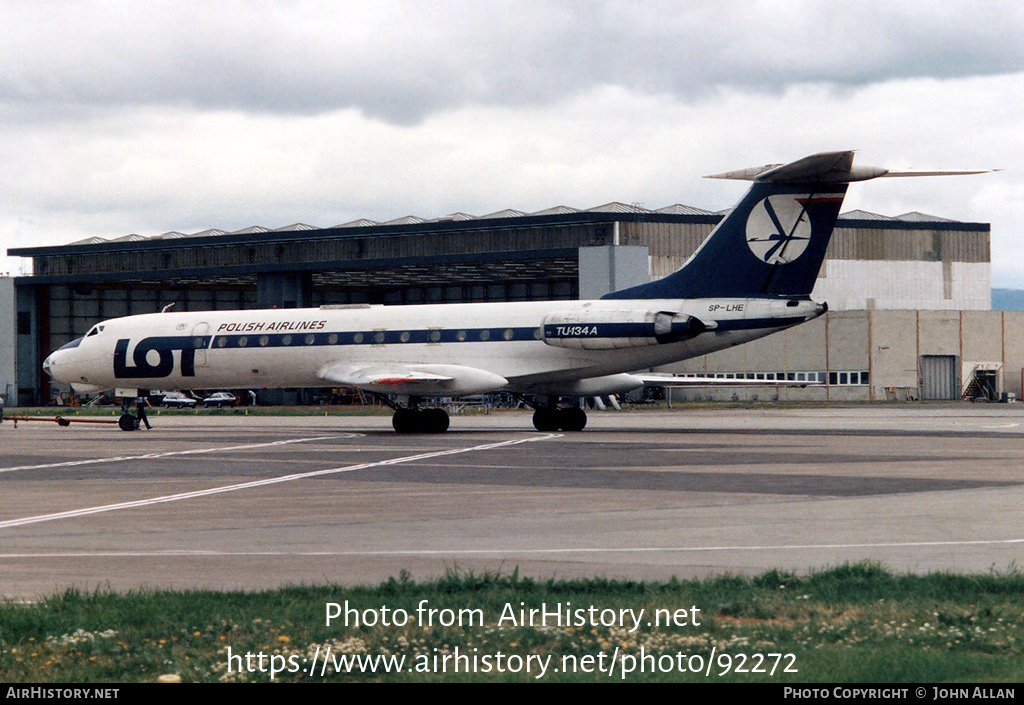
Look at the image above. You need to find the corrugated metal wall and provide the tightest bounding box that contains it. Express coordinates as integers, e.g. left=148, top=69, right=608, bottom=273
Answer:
left=825, top=227, right=989, bottom=262
left=33, top=223, right=613, bottom=278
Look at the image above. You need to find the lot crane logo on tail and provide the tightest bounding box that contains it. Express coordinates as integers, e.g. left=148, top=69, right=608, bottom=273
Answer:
left=745, top=195, right=812, bottom=264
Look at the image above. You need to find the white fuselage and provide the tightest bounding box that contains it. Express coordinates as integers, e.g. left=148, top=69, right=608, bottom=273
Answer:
left=44, top=297, right=824, bottom=397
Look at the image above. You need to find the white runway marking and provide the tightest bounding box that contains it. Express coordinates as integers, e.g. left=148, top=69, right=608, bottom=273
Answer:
left=0, top=434, right=362, bottom=474
left=1, top=537, right=1022, bottom=559
left=0, top=434, right=559, bottom=529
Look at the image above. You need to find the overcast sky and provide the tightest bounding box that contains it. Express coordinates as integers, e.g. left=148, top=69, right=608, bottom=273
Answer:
left=2, top=0, right=1023, bottom=286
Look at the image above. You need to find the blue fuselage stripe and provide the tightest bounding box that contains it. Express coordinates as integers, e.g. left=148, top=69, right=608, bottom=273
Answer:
left=137, top=317, right=800, bottom=352
left=210, top=326, right=540, bottom=349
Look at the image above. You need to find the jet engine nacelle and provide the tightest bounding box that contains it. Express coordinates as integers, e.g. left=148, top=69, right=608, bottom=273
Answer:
left=542, top=309, right=707, bottom=350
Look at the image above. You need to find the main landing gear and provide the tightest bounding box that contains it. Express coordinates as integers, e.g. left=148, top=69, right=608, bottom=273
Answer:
left=383, top=393, right=449, bottom=434
left=380, top=394, right=586, bottom=434
left=391, top=406, right=450, bottom=434
left=531, top=398, right=587, bottom=432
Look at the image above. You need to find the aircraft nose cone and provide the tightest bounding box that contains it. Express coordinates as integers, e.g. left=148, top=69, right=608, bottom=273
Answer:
left=43, top=337, right=86, bottom=381
left=42, top=351, right=68, bottom=381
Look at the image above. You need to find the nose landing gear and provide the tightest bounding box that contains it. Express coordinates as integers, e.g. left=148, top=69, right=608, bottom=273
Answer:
left=118, top=413, right=140, bottom=432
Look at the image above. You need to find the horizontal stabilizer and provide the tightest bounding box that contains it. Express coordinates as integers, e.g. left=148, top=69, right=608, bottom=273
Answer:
left=706, top=151, right=861, bottom=183
left=707, top=151, right=994, bottom=184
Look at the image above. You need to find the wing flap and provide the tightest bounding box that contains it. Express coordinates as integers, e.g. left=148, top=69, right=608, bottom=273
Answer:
left=320, top=364, right=452, bottom=387
left=318, top=362, right=508, bottom=396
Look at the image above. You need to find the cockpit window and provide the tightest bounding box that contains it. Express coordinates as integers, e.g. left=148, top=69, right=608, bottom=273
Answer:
left=86, top=325, right=105, bottom=337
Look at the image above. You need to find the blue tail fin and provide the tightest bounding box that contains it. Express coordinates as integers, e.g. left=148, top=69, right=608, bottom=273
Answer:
left=603, top=152, right=853, bottom=300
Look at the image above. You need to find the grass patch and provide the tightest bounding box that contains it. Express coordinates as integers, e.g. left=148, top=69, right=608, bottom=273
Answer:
left=2, top=563, right=1023, bottom=683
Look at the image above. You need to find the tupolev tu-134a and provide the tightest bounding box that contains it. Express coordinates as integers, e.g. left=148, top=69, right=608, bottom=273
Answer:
left=43, top=151, right=988, bottom=433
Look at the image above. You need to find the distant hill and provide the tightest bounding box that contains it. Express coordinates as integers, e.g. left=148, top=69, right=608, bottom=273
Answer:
left=992, top=289, right=1024, bottom=310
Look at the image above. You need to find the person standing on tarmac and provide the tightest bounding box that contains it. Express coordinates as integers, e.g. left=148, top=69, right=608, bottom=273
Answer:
left=135, top=393, right=152, bottom=430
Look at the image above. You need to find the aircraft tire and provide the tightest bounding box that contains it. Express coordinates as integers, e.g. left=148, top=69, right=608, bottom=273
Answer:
left=423, top=408, right=450, bottom=434
left=558, top=406, right=587, bottom=432
left=392, top=408, right=420, bottom=434
left=532, top=408, right=560, bottom=432
left=118, top=413, right=138, bottom=432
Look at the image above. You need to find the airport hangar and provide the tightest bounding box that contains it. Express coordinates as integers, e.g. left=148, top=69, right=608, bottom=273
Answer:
left=4, top=201, right=1021, bottom=407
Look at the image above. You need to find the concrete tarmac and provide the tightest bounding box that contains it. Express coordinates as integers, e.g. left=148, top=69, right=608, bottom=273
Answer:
left=1, top=405, right=1023, bottom=598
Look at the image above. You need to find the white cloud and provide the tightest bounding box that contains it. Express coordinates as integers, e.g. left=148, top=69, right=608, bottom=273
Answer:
left=3, top=1, right=1022, bottom=122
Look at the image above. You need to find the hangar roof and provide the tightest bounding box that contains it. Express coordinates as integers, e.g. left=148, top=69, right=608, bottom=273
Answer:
left=41, top=202, right=715, bottom=249
left=13, top=202, right=976, bottom=254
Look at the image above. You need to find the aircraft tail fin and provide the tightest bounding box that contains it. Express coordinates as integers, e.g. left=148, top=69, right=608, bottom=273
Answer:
left=604, top=151, right=856, bottom=301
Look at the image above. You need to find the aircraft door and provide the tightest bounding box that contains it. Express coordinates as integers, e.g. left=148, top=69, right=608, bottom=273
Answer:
left=192, top=322, right=210, bottom=369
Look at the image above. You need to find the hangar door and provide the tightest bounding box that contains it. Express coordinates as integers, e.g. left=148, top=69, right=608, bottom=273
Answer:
left=920, top=355, right=959, bottom=400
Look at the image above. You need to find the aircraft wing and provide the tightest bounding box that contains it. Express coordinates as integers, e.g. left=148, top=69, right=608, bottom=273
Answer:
left=635, top=374, right=820, bottom=388
left=318, top=362, right=508, bottom=396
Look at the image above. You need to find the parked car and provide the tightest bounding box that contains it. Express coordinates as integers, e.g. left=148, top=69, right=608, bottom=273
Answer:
left=202, top=392, right=236, bottom=408
left=160, top=391, right=197, bottom=408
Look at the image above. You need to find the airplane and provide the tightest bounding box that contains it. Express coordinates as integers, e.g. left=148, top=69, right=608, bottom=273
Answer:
left=41, top=151, right=988, bottom=433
